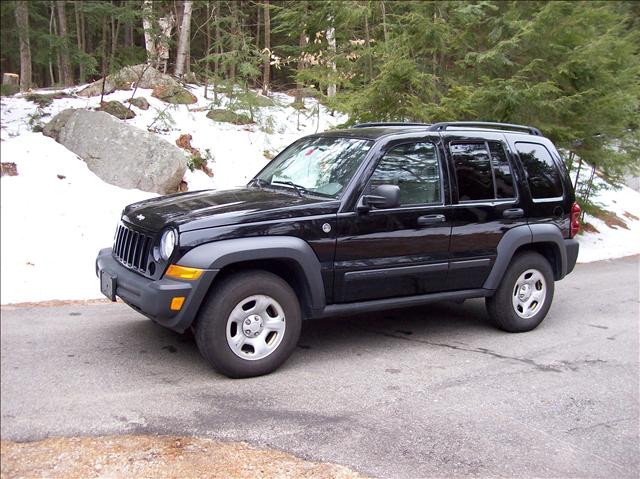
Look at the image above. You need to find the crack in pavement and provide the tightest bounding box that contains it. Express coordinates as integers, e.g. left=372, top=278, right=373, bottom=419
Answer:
left=357, top=327, right=565, bottom=372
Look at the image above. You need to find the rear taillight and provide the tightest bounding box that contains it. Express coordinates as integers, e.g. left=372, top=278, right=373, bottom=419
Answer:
left=570, top=202, right=581, bottom=238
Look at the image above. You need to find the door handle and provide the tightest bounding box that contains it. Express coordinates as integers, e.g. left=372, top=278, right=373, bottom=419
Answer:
left=417, top=214, right=446, bottom=226
left=503, top=208, right=524, bottom=219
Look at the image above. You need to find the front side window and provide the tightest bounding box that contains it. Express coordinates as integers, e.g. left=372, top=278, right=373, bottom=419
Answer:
left=255, top=137, right=372, bottom=198
left=369, top=142, right=441, bottom=205
left=516, top=142, right=563, bottom=199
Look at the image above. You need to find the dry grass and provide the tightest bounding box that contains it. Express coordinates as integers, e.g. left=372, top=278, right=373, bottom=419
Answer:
left=0, top=435, right=366, bottom=479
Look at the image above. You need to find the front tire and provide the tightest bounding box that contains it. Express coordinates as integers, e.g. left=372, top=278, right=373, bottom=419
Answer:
left=485, top=252, right=555, bottom=332
left=195, top=270, right=302, bottom=378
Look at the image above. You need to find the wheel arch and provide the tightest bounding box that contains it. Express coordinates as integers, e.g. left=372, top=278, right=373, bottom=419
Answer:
left=483, top=224, right=567, bottom=290
left=177, top=236, right=326, bottom=319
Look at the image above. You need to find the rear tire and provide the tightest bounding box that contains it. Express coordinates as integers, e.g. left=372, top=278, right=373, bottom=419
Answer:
left=485, top=252, right=554, bottom=332
left=195, top=270, right=301, bottom=378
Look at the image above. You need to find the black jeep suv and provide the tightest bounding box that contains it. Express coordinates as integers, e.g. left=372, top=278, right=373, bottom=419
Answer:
left=96, top=121, right=580, bottom=378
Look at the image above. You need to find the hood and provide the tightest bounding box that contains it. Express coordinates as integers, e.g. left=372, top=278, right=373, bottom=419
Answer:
left=122, top=187, right=339, bottom=232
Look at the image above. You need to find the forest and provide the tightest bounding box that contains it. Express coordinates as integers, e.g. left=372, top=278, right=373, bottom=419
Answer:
left=1, top=1, right=639, bottom=191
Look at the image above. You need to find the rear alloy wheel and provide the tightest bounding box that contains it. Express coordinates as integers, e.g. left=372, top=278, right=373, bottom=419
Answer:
left=195, top=270, right=301, bottom=378
left=486, top=252, right=554, bottom=332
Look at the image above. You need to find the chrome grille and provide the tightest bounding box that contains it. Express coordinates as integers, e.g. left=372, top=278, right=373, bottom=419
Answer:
left=113, top=223, right=152, bottom=273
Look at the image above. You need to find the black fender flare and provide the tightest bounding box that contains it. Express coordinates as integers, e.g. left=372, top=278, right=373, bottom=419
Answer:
left=177, top=236, right=326, bottom=312
left=482, top=224, right=567, bottom=290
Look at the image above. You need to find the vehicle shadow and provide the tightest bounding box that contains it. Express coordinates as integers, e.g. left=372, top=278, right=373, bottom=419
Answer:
left=101, top=298, right=494, bottom=378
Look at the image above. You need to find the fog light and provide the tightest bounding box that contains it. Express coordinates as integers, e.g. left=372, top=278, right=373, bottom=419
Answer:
left=170, top=296, right=185, bottom=311
left=165, top=264, right=203, bottom=280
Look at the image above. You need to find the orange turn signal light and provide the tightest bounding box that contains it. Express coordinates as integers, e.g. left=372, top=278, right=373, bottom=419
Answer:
left=170, top=296, right=185, bottom=311
left=165, top=264, right=204, bottom=280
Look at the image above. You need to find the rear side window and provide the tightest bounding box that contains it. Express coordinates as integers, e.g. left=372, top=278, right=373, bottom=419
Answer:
left=451, top=143, right=493, bottom=201
left=490, top=142, right=515, bottom=199
left=516, top=142, right=563, bottom=199
left=450, top=141, right=516, bottom=201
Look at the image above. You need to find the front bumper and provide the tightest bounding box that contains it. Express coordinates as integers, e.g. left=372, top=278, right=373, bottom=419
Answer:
left=95, top=248, right=217, bottom=332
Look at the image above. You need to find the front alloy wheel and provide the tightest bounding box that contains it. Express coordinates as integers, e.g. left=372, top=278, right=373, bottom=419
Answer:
left=195, top=270, right=301, bottom=378
left=226, top=294, right=286, bottom=360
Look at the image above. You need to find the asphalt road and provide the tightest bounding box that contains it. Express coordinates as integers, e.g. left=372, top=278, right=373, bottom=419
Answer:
left=2, top=256, right=638, bottom=478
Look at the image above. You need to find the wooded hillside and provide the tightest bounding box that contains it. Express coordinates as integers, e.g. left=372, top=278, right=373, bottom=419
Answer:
left=1, top=1, right=639, bottom=186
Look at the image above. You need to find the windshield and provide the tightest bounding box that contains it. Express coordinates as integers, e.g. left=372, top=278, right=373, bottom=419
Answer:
left=253, top=137, right=373, bottom=198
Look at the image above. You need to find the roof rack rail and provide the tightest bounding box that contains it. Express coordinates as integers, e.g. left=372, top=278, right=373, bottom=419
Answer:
left=427, top=121, right=543, bottom=136
left=351, top=122, right=432, bottom=128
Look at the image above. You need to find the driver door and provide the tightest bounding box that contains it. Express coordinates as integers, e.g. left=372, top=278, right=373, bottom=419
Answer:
left=333, top=141, right=452, bottom=303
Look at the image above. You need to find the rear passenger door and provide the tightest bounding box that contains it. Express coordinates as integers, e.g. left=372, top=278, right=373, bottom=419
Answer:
left=443, top=132, right=528, bottom=290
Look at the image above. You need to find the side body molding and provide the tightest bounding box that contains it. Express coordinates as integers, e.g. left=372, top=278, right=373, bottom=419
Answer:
left=483, top=224, right=568, bottom=290
left=177, top=236, right=326, bottom=313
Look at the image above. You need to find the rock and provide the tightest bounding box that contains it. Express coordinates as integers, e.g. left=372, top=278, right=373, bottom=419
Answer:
left=1, top=162, right=18, bottom=177
left=97, top=101, right=136, bottom=120
left=206, top=109, right=253, bottom=125
left=43, top=109, right=186, bottom=194
left=127, top=97, right=150, bottom=110
left=77, top=64, right=180, bottom=97
left=151, top=84, right=197, bottom=104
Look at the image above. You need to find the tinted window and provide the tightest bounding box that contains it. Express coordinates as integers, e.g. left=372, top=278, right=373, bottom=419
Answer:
left=370, top=142, right=441, bottom=205
left=489, top=142, right=515, bottom=198
left=451, top=143, right=493, bottom=201
left=516, top=142, right=563, bottom=198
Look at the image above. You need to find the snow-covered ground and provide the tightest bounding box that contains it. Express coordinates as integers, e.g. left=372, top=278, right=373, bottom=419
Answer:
left=0, top=85, right=638, bottom=303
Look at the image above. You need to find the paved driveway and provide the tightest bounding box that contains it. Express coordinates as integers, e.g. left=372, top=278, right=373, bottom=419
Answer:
left=2, top=256, right=638, bottom=478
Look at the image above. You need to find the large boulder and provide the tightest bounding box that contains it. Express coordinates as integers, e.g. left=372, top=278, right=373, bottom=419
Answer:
left=77, top=64, right=180, bottom=97
left=43, top=109, right=186, bottom=194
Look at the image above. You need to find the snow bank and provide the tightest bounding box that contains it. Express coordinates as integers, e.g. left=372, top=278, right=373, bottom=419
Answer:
left=0, top=133, right=153, bottom=303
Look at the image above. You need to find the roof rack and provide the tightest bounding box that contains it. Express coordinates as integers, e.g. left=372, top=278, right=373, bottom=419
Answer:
left=427, top=121, right=542, bottom=136
left=351, top=122, right=432, bottom=128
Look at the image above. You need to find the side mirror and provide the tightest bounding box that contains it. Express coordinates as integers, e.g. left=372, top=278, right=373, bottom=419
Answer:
left=359, top=184, right=401, bottom=211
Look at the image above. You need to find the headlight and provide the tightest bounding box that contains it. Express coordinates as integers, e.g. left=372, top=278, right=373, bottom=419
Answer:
left=159, top=229, right=177, bottom=260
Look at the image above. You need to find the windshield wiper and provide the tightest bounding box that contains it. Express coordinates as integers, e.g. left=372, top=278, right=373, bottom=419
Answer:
left=271, top=180, right=307, bottom=197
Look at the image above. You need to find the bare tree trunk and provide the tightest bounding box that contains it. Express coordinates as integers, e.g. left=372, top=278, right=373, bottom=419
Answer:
left=110, top=0, right=121, bottom=67
left=255, top=2, right=261, bottom=50
left=326, top=18, right=336, bottom=97
left=48, top=3, right=56, bottom=85
left=364, top=10, right=372, bottom=82
left=52, top=1, right=63, bottom=85
left=14, top=1, right=32, bottom=91
left=142, top=0, right=157, bottom=67
left=381, top=1, right=388, bottom=46
left=74, top=0, right=85, bottom=83
left=261, top=0, right=270, bottom=96
left=100, top=15, right=109, bottom=103
left=204, top=1, right=211, bottom=98
left=294, top=30, right=307, bottom=104
left=56, top=0, right=73, bottom=86
left=175, top=0, right=193, bottom=77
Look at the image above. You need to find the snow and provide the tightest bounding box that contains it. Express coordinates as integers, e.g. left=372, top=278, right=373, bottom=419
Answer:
left=0, top=84, right=638, bottom=304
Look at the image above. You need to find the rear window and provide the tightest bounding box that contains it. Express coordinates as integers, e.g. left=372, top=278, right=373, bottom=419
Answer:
left=516, top=142, right=563, bottom=199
